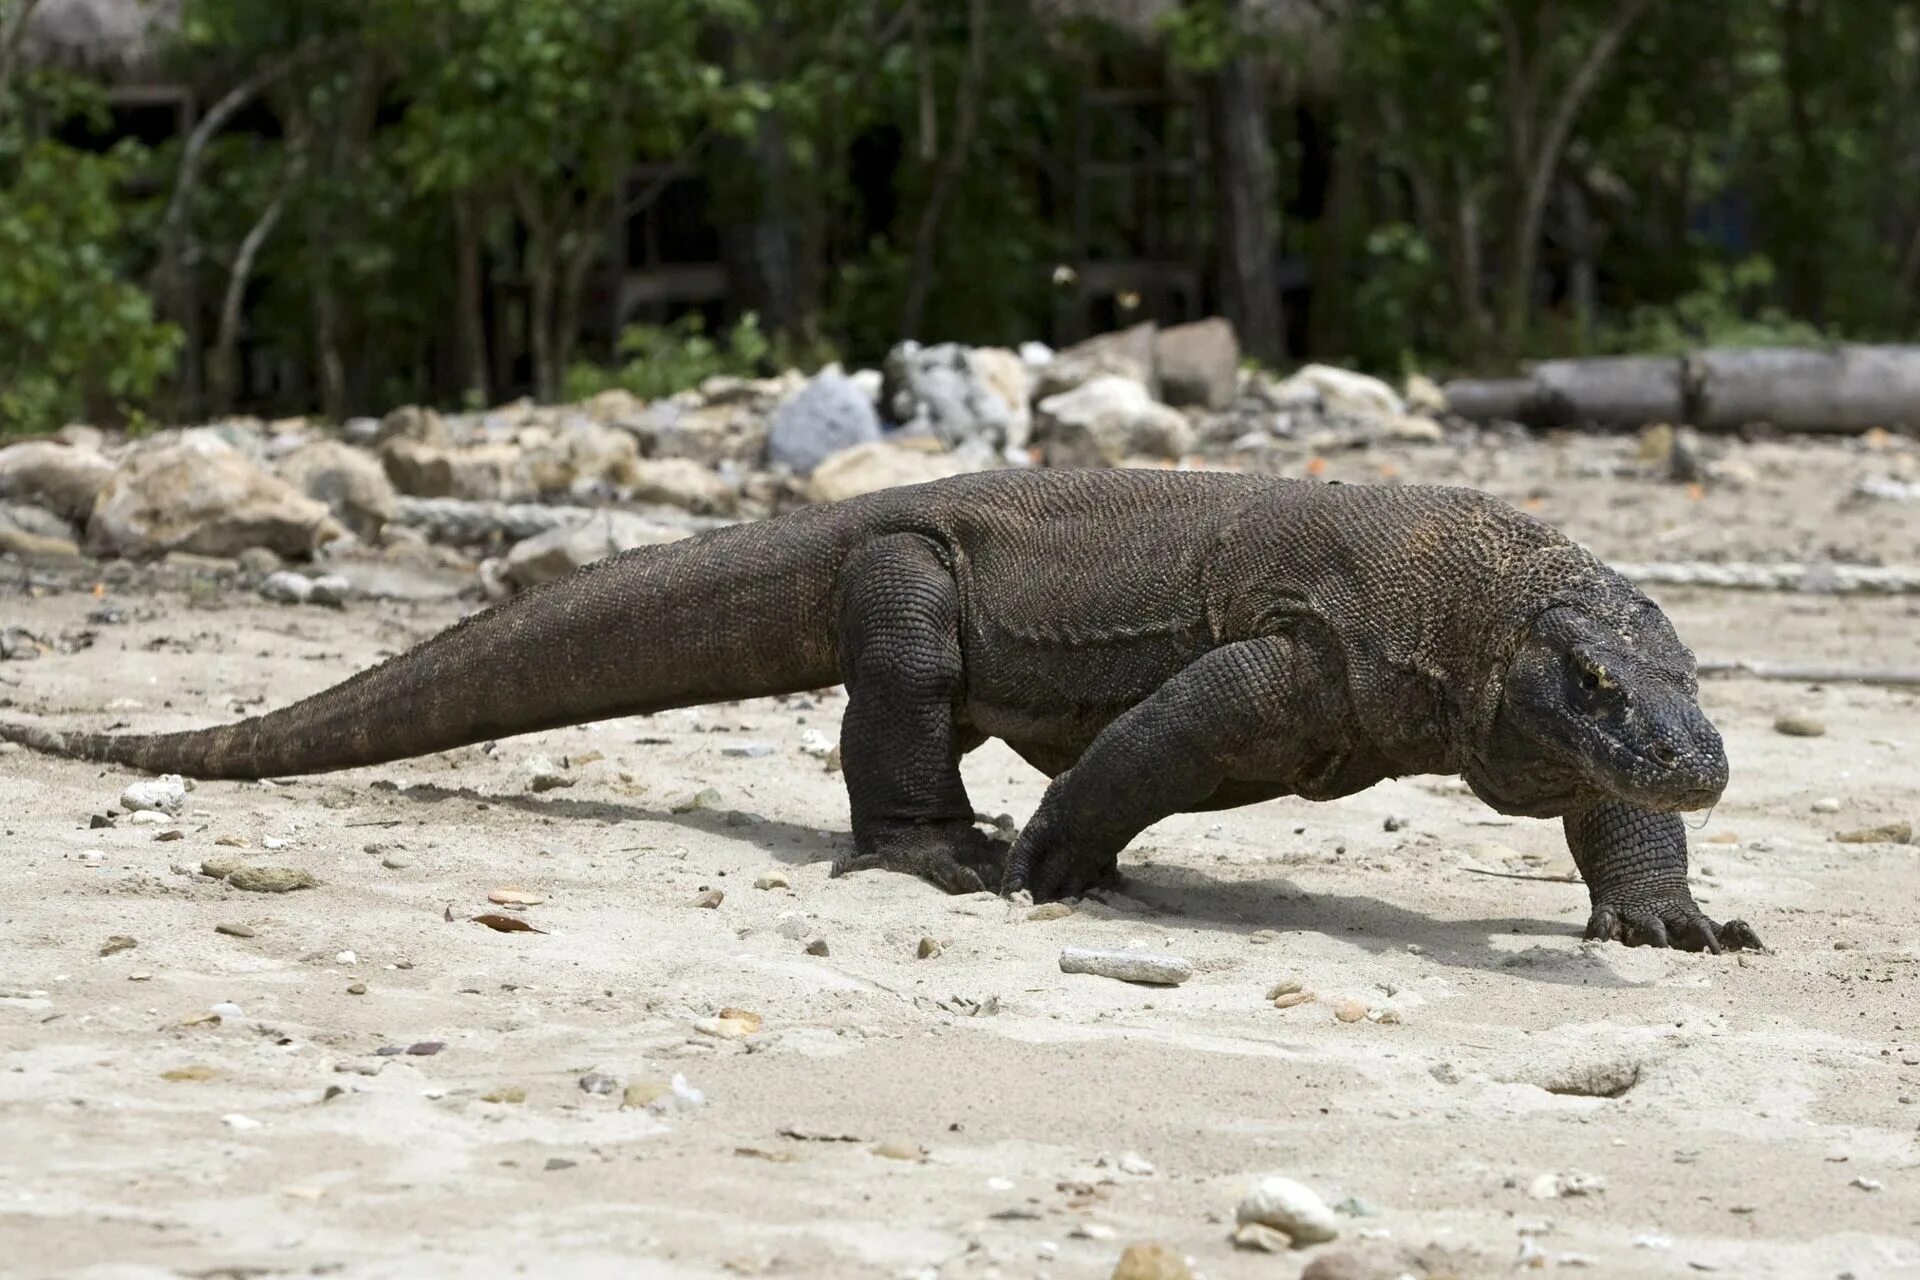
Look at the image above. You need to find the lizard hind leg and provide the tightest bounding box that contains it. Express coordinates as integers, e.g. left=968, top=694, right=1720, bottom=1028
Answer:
left=831, top=534, right=1004, bottom=895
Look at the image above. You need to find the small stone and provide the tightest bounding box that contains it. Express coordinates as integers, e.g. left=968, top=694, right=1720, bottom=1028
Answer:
left=1273, top=992, right=1314, bottom=1010
left=673, top=787, right=725, bottom=813
left=482, top=1086, right=527, bottom=1104
left=775, top=915, right=811, bottom=940
left=1248, top=929, right=1281, bottom=945
left=381, top=853, right=412, bottom=870
left=227, top=865, right=316, bottom=893
left=691, top=888, right=725, bottom=909
left=209, top=1002, right=244, bottom=1019
left=120, top=774, right=186, bottom=816
left=154, top=829, right=185, bottom=843
left=261, top=837, right=288, bottom=850
left=306, top=574, right=351, bottom=606
left=1059, top=946, right=1192, bottom=986
left=804, top=938, right=830, bottom=957
left=99, top=935, right=137, bottom=957
left=1773, top=714, right=1826, bottom=738
left=798, top=728, right=836, bottom=758
left=872, top=1139, right=922, bottom=1161
left=1266, top=978, right=1303, bottom=1000
left=1231, top=1222, right=1291, bottom=1253
left=77, top=850, right=109, bottom=865
left=1116, top=1151, right=1155, bottom=1176
left=720, top=741, right=775, bottom=758
left=543, top=1157, right=576, bottom=1172
left=1852, top=1176, right=1883, bottom=1191
left=346, top=982, right=367, bottom=995
left=222, top=1113, right=263, bottom=1131
left=1109, top=1241, right=1192, bottom=1280
left=214, top=834, right=250, bottom=848
left=215, top=923, right=257, bottom=938
left=579, top=1072, right=620, bottom=1095
left=1300, top=1253, right=1373, bottom=1280
left=1070, top=1222, right=1117, bottom=1240
left=621, top=1081, right=671, bottom=1110
left=1383, top=815, right=1407, bottom=832
left=260, top=570, right=315, bottom=604
left=128, top=809, right=172, bottom=826
left=754, top=871, right=790, bottom=891
left=1529, top=1171, right=1606, bottom=1200
left=1028, top=902, right=1074, bottom=921
left=161, top=1065, right=219, bottom=1083
left=1236, top=1174, right=1340, bottom=1244
left=336, top=950, right=358, bottom=965
left=1811, top=797, right=1842, bottom=814
left=917, top=936, right=943, bottom=959
left=1333, top=999, right=1368, bottom=1023
left=1834, top=822, right=1913, bottom=845
left=406, top=1041, right=445, bottom=1056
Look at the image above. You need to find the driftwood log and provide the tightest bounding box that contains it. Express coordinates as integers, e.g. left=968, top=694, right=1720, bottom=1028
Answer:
left=1443, top=344, right=1920, bottom=433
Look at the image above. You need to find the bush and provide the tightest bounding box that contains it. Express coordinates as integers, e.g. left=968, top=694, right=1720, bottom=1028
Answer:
left=564, top=311, right=838, bottom=402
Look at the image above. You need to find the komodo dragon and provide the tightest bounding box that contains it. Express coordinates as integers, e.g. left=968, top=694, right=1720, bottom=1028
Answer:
left=1, top=469, right=1761, bottom=952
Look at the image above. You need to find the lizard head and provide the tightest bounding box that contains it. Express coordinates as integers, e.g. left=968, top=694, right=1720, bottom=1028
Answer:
left=1468, top=601, right=1728, bottom=816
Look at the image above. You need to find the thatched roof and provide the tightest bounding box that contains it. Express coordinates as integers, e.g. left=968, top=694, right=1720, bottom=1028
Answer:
left=16, top=0, right=180, bottom=80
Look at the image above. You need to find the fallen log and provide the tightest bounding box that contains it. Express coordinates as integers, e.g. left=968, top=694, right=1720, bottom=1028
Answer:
left=1530, top=356, right=1685, bottom=427
left=1615, top=560, right=1920, bottom=595
left=1693, top=345, right=1920, bottom=433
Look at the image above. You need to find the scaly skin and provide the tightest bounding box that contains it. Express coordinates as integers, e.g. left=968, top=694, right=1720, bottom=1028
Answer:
left=0, top=469, right=1761, bottom=952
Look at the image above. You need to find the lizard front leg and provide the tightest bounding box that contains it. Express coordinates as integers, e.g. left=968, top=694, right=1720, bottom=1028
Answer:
left=1002, top=636, right=1320, bottom=902
left=1564, top=801, right=1764, bottom=953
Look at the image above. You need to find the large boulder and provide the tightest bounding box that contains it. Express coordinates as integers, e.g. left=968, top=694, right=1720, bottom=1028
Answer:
left=276, top=439, right=397, bottom=540
left=805, top=440, right=981, bottom=504
left=520, top=417, right=642, bottom=496
left=768, top=370, right=883, bottom=474
left=1277, top=364, right=1406, bottom=419
left=644, top=400, right=774, bottom=468
left=373, top=404, right=454, bottom=448
left=380, top=438, right=532, bottom=501
left=1034, top=323, right=1159, bottom=400
left=0, top=440, right=117, bottom=522
left=86, top=433, right=345, bottom=559
left=502, top=511, right=690, bottom=590
left=883, top=343, right=1032, bottom=454
left=1034, top=376, right=1194, bottom=467
left=1154, top=317, right=1240, bottom=411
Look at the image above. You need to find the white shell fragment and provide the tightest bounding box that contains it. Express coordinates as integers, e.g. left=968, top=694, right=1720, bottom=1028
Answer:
left=1058, top=946, right=1193, bottom=986
left=120, top=775, right=187, bottom=816
left=1236, top=1174, right=1340, bottom=1245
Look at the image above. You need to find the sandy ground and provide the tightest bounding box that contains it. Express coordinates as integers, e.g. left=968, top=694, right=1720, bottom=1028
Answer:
left=2, top=433, right=1918, bottom=1280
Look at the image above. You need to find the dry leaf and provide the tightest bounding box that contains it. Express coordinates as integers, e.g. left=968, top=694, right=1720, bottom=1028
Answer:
left=471, top=913, right=547, bottom=934
left=487, top=888, right=546, bottom=906
left=162, top=1065, right=219, bottom=1082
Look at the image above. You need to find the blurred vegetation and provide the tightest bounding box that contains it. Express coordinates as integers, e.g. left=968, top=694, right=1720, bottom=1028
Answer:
left=1, top=0, right=1918, bottom=432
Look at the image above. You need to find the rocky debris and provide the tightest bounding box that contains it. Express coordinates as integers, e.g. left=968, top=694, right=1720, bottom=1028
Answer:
left=0, top=440, right=116, bottom=528
left=86, top=433, right=344, bottom=559
left=768, top=370, right=883, bottom=474
left=202, top=861, right=316, bottom=893
left=380, top=438, right=532, bottom=502
left=1109, top=1241, right=1192, bottom=1280
left=500, top=510, right=691, bottom=590
left=374, top=405, right=453, bottom=448
left=805, top=439, right=981, bottom=504
left=885, top=342, right=1033, bottom=454
left=1059, top=946, right=1193, bottom=986
left=519, top=417, right=641, bottom=497
left=1236, top=1174, right=1340, bottom=1245
left=1773, top=714, right=1827, bottom=738
left=1230, top=1222, right=1291, bottom=1253
left=1299, top=1254, right=1374, bottom=1280
left=1834, top=822, right=1913, bottom=845
left=1035, top=376, right=1193, bottom=467
left=1037, top=322, right=1159, bottom=400
left=0, top=501, right=81, bottom=557
left=627, top=458, right=738, bottom=515
left=1153, top=317, right=1240, bottom=410
left=120, top=775, right=186, bottom=816
left=1528, top=1171, right=1606, bottom=1200
left=276, top=439, right=397, bottom=539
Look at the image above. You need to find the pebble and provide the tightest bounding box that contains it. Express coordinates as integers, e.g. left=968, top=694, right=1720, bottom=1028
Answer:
left=210, top=1002, right=244, bottom=1018
left=1059, top=946, right=1192, bottom=986
left=917, top=936, right=943, bottom=959
left=754, top=871, right=790, bottom=891
left=99, top=936, right=137, bottom=957
left=872, top=1139, right=922, bottom=1161
left=720, top=742, right=775, bottom=758
left=1834, top=822, right=1913, bottom=845
left=346, top=982, right=367, bottom=995
left=673, top=787, right=725, bottom=813
left=128, top=810, right=173, bottom=826
left=1071, top=1223, right=1117, bottom=1240
left=336, top=950, right=358, bottom=965
left=1248, top=929, right=1281, bottom=945
left=262, top=836, right=289, bottom=850
left=798, top=728, right=836, bottom=758
left=1299, top=1254, right=1371, bottom=1280
left=127, top=971, right=152, bottom=982
left=1773, top=714, right=1827, bottom=738
left=804, top=938, right=830, bottom=956
left=1528, top=1171, right=1606, bottom=1200
left=482, top=1086, right=526, bottom=1104
left=120, top=774, right=187, bottom=816
left=1231, top=1222, right=1291, bottom=1253
left=260, top=571, right=315, bottom=604
left=1852, top=1176, right=1883, bottom=1191
left=227, top=865, right=316, bottom=893
left=1116, top=1151, right=1155, bottom=1176
left=1109, top=1241, right=1192, bottom=1280
left=695, top=1008, right=762, bottom=1039
left=775, top=914, right=811, bottom=940
left=1273, top=992, right=1314, bottom=1009
left=222, top=1113, right=263, bottom=1130
left=1028, top=902, right=1074, bottom=921
left=691, top=888, right=725, bottom=909
left=1383, top=815, right=1407, bottom=832
left=307, top=574, right=351, bottom=606
left=381, top=853, right=412, bottom=869
left=1266, top=978, right=1303, bottom=999
left=579, top=1072, right=621, bottom=1095
left=1333, top=999, right=1369, bottom=1023
left=214, top=923, right=256, bottom=938
left=543, top=1158, right=576, bottom=1172
left=406, top=1041, right=446, bottom=1056
left=1811, top=797, right=1842, bottom=814
left=1236, top=1175, right=1340, bottom=1244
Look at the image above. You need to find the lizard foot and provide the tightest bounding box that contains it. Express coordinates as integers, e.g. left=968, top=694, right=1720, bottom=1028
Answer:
left=999, top=847, right=1120, bottom=904
left=833, top=819, right=1009, bottom=895
left=1584, top=898, right=1765, bottom=954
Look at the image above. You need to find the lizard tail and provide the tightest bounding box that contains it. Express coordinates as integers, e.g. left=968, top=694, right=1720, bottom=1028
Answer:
left=0, top=506, right=851, bottom=779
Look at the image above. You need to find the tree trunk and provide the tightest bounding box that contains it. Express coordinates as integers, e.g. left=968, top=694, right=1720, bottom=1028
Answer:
left=1501, top=0, right=1651, bottom=343
left=900, top=0, right=985, bottom=340
left=1777, top=0, right=1829, bottom=322
left=208, top=182, right=292, bottom=415
left=453, top=194, right=490, bottom=406
left=1450, top=157, right=1491, bottom=346
left=0, top=0, right=45, bottom=105
left=1210, top=0, right=1285, bottom=364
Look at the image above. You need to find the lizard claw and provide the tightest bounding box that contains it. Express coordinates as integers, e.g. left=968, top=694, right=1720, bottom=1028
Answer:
left=1584, top=899, right=1763, bottom=954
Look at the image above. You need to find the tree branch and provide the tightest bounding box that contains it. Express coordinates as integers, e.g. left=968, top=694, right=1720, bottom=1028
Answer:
left=209, top=151, right=305, bottom=413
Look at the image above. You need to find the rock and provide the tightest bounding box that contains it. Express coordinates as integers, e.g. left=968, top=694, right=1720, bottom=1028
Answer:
left=1300, top=1253, right=1374, bottom=1280
left=1231, top=1222, right=1291, bottom=1253
left=1273, top=991, right=1314, bottom=1009
left=0, top=499, right=79, bottom=542
left=621, top=1080, right=671, bottom=1110
left=1266, top=978, right=1304, bottom=999
left=696, top=1008, right=762, bottom=1039
left=380, top=439, right=531, bottom=501
left=648, top=399, right=774, bottom=468
left=0, top=440, right=116, bottom=521
left=805, top=440, right=978, bottom=503
left=1811, top=797, right=1842, bottom=814
left=673, top=787, right=725, bottom=813
left=1668, top=426, right=1707, bottom=483
left=1834, top=822, right=1913, bottom=845
left=1277, top=364, right=1405, bottom=419
left=804, top=938, right=830, bottom=956
left=307, top=574, right=351, bottom=606
left=917, top=936, right=943, bottom=959
left=1116, top=1151, right=1155, bottom=1176
left=1027, top=902, right=1074, bottom=922
left=120, top=775, right=186, bottom=816
left=755, top=871, right=790, bottom=891
left=276, top=439, right=397, bottom=539
left=236, top=546, right=282, bottom=575
left=1528, top=1171, right=1606, bottom=1200
left=720, top=741, right=775, bottom=758
left=626, top=457, right=737, bottom=514
left=691, top=888, right=725, bottom=909
left=1037, top=323, right=1159, bottom=400
left=374, top=405, right=452, bottom=448
left=1404, top=373, right=1448, bottom=416
left=521, top=418, right=641, bottom=496
left=579, top=1071, right=621, bottom=1095
left=226, top=865, right=317, bottom=893
left=872, top=1139, right=921, bottom=1161
left=346, top=982, right=368, bottom=996
left=502, top=511, right=689, bottom=590
left=768, top=371, right=884, bottom=474
left=260, top=570, right=315, bottom=604
left=87, top=434, right=345, bottom=559
left=1333, top=999, right=1369, bottom=1023
left=215, top=923, right=257, bottom=938
left=884, top=343, right=1033, bottom=453
left=1773, top=714, right=1827, bottom=738
left=1236, top=1174, right=1339, bottom=1245
left=99, top=935, right=137, bottom=956
left=1035, top=376, right=1193, bottom=467
left=1154, top=318, right=1240, bottom=410
left=1110, top=1241, right=1191, bottom=1280
left=1059, top=946, right=1192, bottom=986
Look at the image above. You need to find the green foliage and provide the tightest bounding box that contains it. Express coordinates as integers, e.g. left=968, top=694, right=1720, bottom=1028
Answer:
left=564, top=312, right=842, bottom=402
left=1600, top=257, right=1826, bottom=356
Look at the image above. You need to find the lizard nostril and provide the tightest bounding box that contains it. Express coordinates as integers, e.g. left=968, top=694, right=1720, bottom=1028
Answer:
left=1651, top=742, right=1679, bottom=768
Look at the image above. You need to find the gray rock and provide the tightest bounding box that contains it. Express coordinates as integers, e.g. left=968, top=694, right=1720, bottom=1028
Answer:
left=805, top=440, right=981, bottom=504
left=1034, top=376, right=1193, bottom=466
left=883, top=343, right=1032, bottom=454
left=87, top=434, right=345, bottom=560
left=120, top=774, right=187, bottom=816
left=380, top=438, right=533, bottom=502
left=260, top=571, right=315, bottom=604
left=236, top=546, right=283, bottom=576
left=276, top=440, right=398, bottom=539
left=0, top=440, right=117, bottom=522
left=503, top=511, right=690, bottom=590
left=0, top=500, right=76, bottom=541
left=306, top=574, right=352, bottom=606
left=1154, top=317, right=1241, bottom=410
left=1035, top=323, right=1159, bottom=400
left=626, top=458, right=737, bottom=514
left=768, top=371, right=883, bottom=474
left=1059, top=946, right=1193, bottom=986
